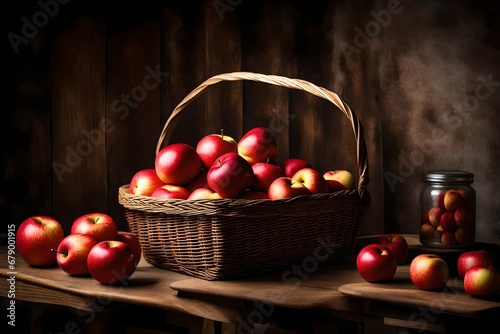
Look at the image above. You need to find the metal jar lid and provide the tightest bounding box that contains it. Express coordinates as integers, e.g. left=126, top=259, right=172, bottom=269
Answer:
left=422, top=170, right=474, bottom=184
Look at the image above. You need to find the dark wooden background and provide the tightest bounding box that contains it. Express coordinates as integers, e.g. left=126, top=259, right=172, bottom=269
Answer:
left=2, top=0, right=499, bottom=245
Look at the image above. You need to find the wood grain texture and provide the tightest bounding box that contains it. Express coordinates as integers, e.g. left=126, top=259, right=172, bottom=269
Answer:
left=50, top=13, right=107, bottom=233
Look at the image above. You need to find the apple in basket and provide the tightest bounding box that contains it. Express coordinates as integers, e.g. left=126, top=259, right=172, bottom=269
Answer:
left=129, top=168, right=165, bottom=196
left=268, top=176, right=310, bottom=200
left=237, top=127, right=278, bottom=165
left=207, top=152, right=255, bottom=198
left=251, top=161, right=285, bottom=192
left=155, top=143, right=203, bottom=185
left=323, top=168, right=355, bottom=192
left=151, top=184, right=191, bottom=199
left=280, top=158, right=312, bottom=178
left=292, top=167, right=329, bottom=195
left=196, top=129, right=238, bottom=169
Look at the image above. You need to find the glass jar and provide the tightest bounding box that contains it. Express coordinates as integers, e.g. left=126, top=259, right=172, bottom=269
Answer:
left=420, top=170, right=475, bottom=248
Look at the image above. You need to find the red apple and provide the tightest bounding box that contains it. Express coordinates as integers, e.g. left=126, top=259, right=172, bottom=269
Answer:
left=410, top=254, right=449, bottom=290
left=251, top=161, right=285, bottom=192
left=116, top=231, right=142, bottom=266
left=207, top=152, right=255, bottom=198
left=16, top=216, right=65, bottom=267
left=428, top=207, right=444, bottom=228
left=463, top=265, right=500, bottom=297
left=185, top=170, right=210, bottom=192
left=280, top=158, right=312, bottom=178
left=454, top=207, right=473, bottom=228
left=292, top=168, right=329, bottom=194
left=268, top=176, right=311, bottom=200
left=237, top=127, right=278, bottom=165
left=457, top=250, right=494, bottom=279
left=443, top=190, right=465, bottom=211
left=441, top=231, right=457, bottom=246
left=356, top=244, right=397, bottom=282
left=71, top=213, right=118, bottom=242
left=323, top=169, right=355, bottom=192
left=374, top=234, right=409, bottom=265
left=87, top=240, right=137, bottom=285
left=196, top=130, right=238, bottom=169
left=129, top=168, right=165, bottom=196
left=439, top=211, right=457, bottom=232
left=54, top=234, right=99, bottom=276
left=420, top=223, right=436, bottom=240
left=151, top=184, right=190, bottom=199
left=236, top=189, right=269, bottom=200
left=187, top=187, right=223, bottom=200
left=435, top=192, right=446, bottom=208
left=155, top=143, right=202, bottom=185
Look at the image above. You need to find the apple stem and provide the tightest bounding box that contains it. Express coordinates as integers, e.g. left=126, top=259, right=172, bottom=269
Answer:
left=51, top=249, right=68, bottom=256
left=221, top=128, right=224, bottom=140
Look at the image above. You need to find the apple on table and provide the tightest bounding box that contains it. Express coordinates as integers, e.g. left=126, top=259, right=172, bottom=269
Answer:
left=116, top=231, right=142, bottom=266
left=356, top=244, right=398, bottom=282
left=87, top=240, right=137, bottom=285
left=409, top=254, right=449, bottom=290
left=71, top=212, right=119, bottom=242
left=16, top=216, right=65, bottom=267
left=463, top=264, right=500, bottom=297
left=457, top=250, right=494, bottom=279
left=53, top=233, right=99, bottom=276
left=196, top=129, right=238, bottom=170
left=373, top=234, right=409, bottom=265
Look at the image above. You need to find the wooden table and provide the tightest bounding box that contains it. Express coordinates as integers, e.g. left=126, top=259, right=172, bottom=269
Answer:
left=2, top=235, right=499, bottom=334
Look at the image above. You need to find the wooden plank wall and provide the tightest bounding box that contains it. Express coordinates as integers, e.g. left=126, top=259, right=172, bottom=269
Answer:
left=2, top=0, right=499, bottom=245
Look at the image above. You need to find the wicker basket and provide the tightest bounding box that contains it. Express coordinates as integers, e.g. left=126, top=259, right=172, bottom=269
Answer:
left=118, top=72, right=370, bottom=280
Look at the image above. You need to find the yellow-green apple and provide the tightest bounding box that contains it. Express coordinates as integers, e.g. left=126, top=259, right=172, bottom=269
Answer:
left=151, top=184, right=190, bottom=199
left=464, top=265, right=500, bottom=297
left=116, top=231, right=142, bottom=266
left=87, top=240, right=137, bottom=285
left=457, top=250, right=494, bottom=279
left=280, top=158, right=312, bottom=178
left=237, top=127, right=278, bottom=165
left=71, top=213, right=118, bottom=242
left=323, top=169, right=355, bottom=192
left=185, top=170, right=210, bottom=192
left=207, top=152, right=255, bottom=198
left=155, top=143, right=202, bottom=185
left=356, top=244, right=397, bottom=282
left=439, top=211, right=457, bottom=232
left=454, top=227, right=474, bottom=246
left=409, top=254, right=449, bottom=290
left=187, top=187, right=223, bottom=200
left=196, top=130, right=238, bottom=169
left=129, top=168, right=165, bottom=196
left=374, top=234, right=409, bottom=265
left=16, top=216, right=65, bottom=267
left=454, top=207, right=473, bottom=228
left=428, top=207, right=444, bottom=228
left=292, top=168, right=329, bottom=194
left=420, top=223, right=436, bottom=240
left=443, top=190, right=465, bottom=211
left=251, top=161, right=285, bottom=192
left=236, top=189, right=269, bottom=200
left=441, top=231, right=457, bottom=246
left=53, top=234, right=98, bottom=276
left=268, top=176, right=311, bottom=200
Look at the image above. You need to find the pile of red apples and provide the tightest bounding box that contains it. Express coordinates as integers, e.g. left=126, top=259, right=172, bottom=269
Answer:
left=356, top=235, right=500, bottom=297
left=129, top=126, right=355, bottom=200
left=421, top=189, right=474, bottom=246
left=16, top=214, right=141, bottom=285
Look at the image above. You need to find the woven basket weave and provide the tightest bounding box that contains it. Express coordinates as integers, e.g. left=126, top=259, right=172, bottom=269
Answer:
left=118, top=72, right=370, bottom=280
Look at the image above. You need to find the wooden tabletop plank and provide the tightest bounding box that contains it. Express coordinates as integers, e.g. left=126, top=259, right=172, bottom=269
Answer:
left=0, top=249, right=242, bottom=324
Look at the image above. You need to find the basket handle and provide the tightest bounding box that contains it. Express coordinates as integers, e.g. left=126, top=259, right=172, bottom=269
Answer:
left=156, top=72, right=369, bottom=199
